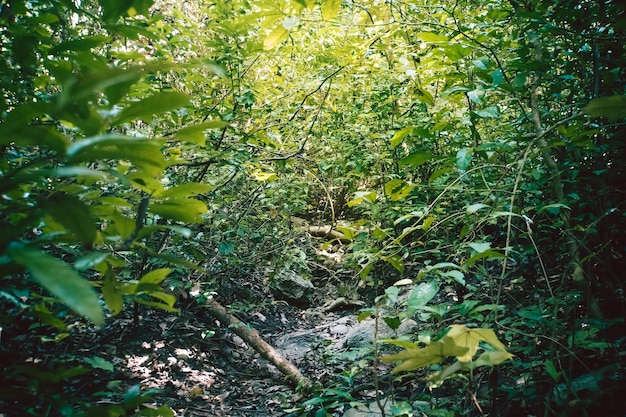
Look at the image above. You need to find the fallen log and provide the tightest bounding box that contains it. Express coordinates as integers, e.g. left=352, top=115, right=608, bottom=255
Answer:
left=205, top=298, right=311, bottom=389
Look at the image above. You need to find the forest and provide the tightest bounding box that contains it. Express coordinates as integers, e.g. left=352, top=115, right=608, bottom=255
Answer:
left=1, top=0, right=625, bottom=416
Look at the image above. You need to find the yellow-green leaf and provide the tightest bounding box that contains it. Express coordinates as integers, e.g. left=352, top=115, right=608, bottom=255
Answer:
left=321, top=0, right=341, bottom=19
left=150, top=198, right=208, bottom=223
left=115, top=91, right=191, bottom=124
left=174, top=120, right=229, bottom=146
left=139, top=268, right=171, bottom=285
left=263, top=25, right=289, bottom=50
left=103, top=272, right=123, bottom=316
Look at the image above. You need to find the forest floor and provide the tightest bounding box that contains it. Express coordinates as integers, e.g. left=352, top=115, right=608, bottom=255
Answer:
left=1, top=284, right=364, bottom=417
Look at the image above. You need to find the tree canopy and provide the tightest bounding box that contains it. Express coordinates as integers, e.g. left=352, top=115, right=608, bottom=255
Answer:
left=1, top=0, right=625, bottom=415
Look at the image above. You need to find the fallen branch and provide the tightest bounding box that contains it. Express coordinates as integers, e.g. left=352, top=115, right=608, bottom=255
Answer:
left=205, top=299, right=312, bottom=389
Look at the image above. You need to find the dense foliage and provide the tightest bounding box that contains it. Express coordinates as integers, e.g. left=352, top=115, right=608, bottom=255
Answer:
left=1, top=0, right=625, bottom=415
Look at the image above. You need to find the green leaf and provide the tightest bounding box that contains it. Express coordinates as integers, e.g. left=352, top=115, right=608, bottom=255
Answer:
left=321, top=0, right=341, bottom=19
left=415, top=32, right=449, bottom=43
left=7, top=245, right=104, bottom=325
left=84, top=356, right=114, bottom=372
left=42, top=194, right=97, bottom=244
left=115, top=92, right=191, bottom=125
left=406, top=281, right=439, bottom=317
left=384, top=179, right=414, bottom=201
left=399, top=151, right=437, bottom=168
left=582, top=95, right=626, bottom=121
left=473, top=106, right=499, bottom=118
left=218, top=241, right=235, bottom=255
left=75, top=252, right=109, bottom=271
left=67, top=135, right=166, bottom=176
left=103, top=272, right=123, bottom=316
left=139, top=268, right=171, bottom=285
left=464, top=249, right=506, bottom=269
left=468, top=242, right=491, bottom=253
left=390, top=126, right=415, bottom=148
left=263, top=25, right=289, bottom=50
left=158, top=183, right=215, bottom=199
left=49, top=35, right=112, bottom=54
left=465, top=203, right=490, bottom=214
left=456, top=147, right=473, bottom=171
left=150, top=198, right=208, bottom=223
left=174, top=120, right=229, bottom=146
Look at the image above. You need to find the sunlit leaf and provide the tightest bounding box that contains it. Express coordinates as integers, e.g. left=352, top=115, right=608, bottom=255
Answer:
left=150, top=198, right=208, bottom=223
left=263, top=25, right=289, bottom=50
left=174, top=120, right=229, bottom=146
left=415, top=32, right=449, bottom=43
left=406, top=281, right=439, bottom=317
left=7, top=244, right=104, bottom=325
left=321, top=0, right=341, bottom=19
left=390, top=126, right=415, bottom=149
left=67, top=135, right=166, bottom=176
left=139, top=268, right=171, bottom=285
left=399, top=151, right=437, bottom=168
left=115, top=91, right=191, bottom=125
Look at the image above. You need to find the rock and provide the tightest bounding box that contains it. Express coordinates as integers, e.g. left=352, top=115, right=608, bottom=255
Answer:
left=341, top=318, right=418, bottom=350
left=272, top=269, right=315, bottom=305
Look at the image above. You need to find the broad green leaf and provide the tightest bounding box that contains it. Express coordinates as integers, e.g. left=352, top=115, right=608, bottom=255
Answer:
left=139, top=268, right=171, bottom=285
left=399, top=151, right=437, bottom=168
left=0, top=125, right=69, bottom=153
left=150, top=198, right=208, bottom=223
left=466, top=203, right=490, bottom=214
left=49, top=35, right=112, bottom=54
left=492, top=69, right=503, bottom=86
left=390, top=126, right=415, bottom=149
left=263, top=25, right=289, bottom=50
left=42, top=194, right=97, bottom=244
left=7, top=245, right=104, bottom=325
left=75, top=252, right=109, bottom=271
left=383, top=255, right=405, bottom=273
left=67, top=135, right=166, bottom=176
left=158, top=183, right=215, bottom=199
left=456, top=147, right=473, bottom=171
left=380, top=339, right=420, bottom=349
left=582, top=95, right=626, bottom=121
left=384, top=339, right=469, bottom=374
left=464, top=249, right=506, bottom=269
left=406, top=281, right=439, bottom=317
left=473, top=106, right=499, bottom=118
left=174, top=120, right=229, bottom=146
left=468, top=242, right=491, bottom=253
left=84, top=356, right=114, bottom=372
left=218, top=241, right=235, bottom=255
left=115, top=92, right=191, bottom=125
left=441, top=270, right=465, bottom=285
left=347, top=191, right=377, bottom=207
left=102, top=272, right=123, bottom=315
left=321, top=0, right=341, bottom=19
left=384, top=179, right=414, bottom=201
left=252, top=170, right=278, bottom=182
left=59, top=67, right=142, bottom=108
